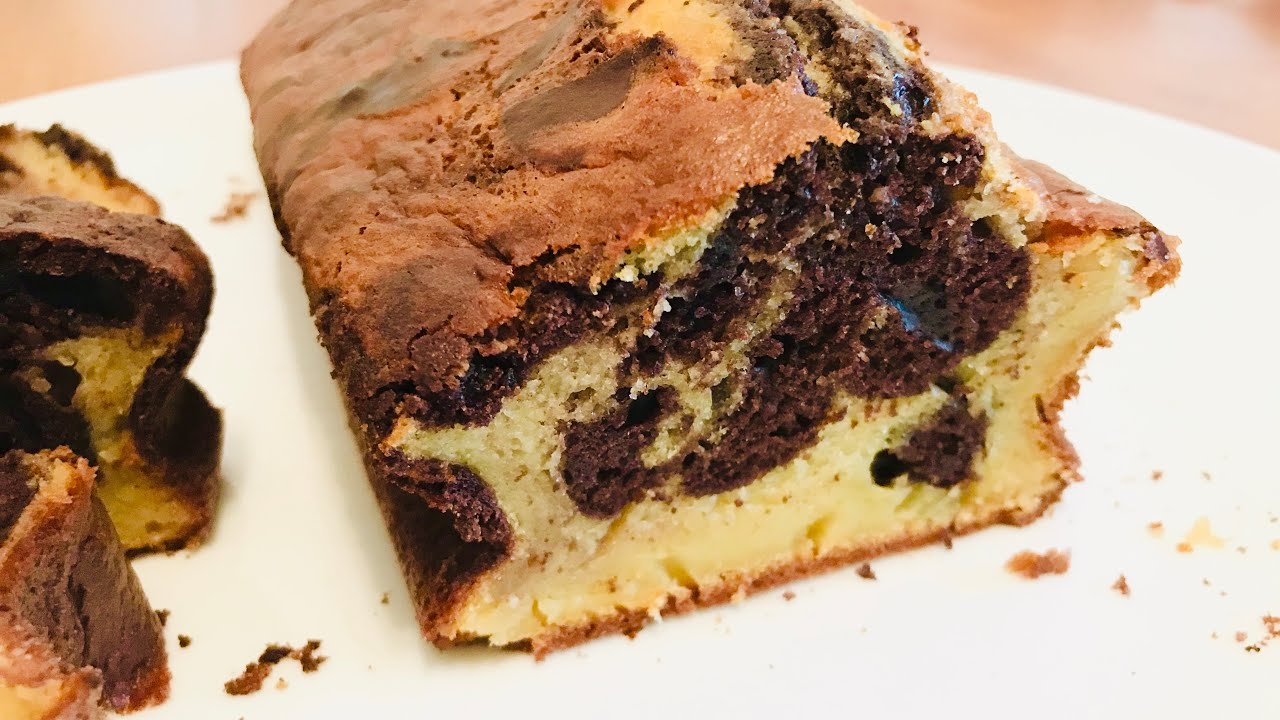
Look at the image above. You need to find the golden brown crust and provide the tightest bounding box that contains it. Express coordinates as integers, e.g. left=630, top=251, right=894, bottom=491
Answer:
left=241, top=0, right=844, bottom=433
left=1017, top=157, right=1149, bottom=235
left=1013, top=155, right=1181, bottom=292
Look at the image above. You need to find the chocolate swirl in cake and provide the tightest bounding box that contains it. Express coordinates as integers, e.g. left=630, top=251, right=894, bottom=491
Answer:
left=0, top=193, right=221, bottom=553
left=555, top=1, right=1028, bottom=513
left=0, top=453, right=36, bottom=545
left=241, top=0, right=1179, bottom=656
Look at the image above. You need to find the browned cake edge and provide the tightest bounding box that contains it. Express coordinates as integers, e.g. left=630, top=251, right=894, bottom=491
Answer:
left=0, top=124, right=161, bottom=216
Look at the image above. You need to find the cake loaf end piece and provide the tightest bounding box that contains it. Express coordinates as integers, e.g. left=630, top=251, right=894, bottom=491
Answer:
left=242, top=0, right=1179, bottom=654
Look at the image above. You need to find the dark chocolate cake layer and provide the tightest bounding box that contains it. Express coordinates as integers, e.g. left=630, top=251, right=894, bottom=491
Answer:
left=243, top=0, right=1179, bottom=654
left=0, top=449, right=168, bottom=715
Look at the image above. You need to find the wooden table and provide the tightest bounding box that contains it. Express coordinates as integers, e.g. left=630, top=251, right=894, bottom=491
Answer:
left=3, top=0, right=1277, bottom=149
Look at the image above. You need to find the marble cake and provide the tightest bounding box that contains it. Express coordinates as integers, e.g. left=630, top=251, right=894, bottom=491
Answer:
left=242, top=0, right=1180, bottom=655
left=0, top=449, right=169, bottom=716
left=0, top=129, right=221, bottom=553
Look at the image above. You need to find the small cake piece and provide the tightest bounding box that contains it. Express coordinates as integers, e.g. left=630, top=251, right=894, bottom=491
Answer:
left=0, top=125, right=158, bottom=216
left=0, top=449, right=169, bottom=716
left=0, top=136, right=221, bottom=552
left=242, top=0, right=1179, bottom=654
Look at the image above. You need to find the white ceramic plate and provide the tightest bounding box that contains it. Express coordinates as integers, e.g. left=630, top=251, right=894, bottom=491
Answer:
left=3, top=60, right=1278, bottom=718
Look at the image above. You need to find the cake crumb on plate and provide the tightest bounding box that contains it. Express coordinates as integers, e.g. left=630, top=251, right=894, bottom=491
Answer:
left=224, top=661, right=272, bottom=696
left=212, top=191, right=256, bottom=223
left=296, top=640, right=327, bottom=673
left=224, top=640, right=327, bottom=696
left=1006, top=549, right=1071, bottom=579
left=1177, top=517, right=1225, bottom=553
left=1112, top=575, right=1130, bottom=596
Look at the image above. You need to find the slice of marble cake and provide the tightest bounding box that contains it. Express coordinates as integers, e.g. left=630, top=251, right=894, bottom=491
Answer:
left=0, top=128, right=222, bottom=553
left=241, top=0, right=1179, bottom=655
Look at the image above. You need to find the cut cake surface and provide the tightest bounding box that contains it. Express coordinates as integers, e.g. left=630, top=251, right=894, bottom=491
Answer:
left=241, top=0, right=1180, bottom=654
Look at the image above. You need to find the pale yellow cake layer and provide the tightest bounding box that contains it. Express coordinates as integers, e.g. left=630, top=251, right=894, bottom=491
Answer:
left=0, top=131, right=157, bottom=215
left=32, top=328, right=197, bottom=552
left=0, top=679, right=82, bottom=720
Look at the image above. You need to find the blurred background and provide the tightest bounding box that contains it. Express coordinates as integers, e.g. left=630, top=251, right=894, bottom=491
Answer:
left=2, top=0, right=1275, bottom=147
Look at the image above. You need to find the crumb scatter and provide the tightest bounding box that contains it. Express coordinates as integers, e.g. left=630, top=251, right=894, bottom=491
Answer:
left=856, top=563, right=877, bottom=580
left=178, top=635, right=191, bottom=648
left=1177, top=517, right=1225, bottom=553
left=224, top=662, right=272, bottom=696
left=1111, top=575, right=1130, bottom=596
left=259, top=645, right=291, bottom=665
left=296, top=640, right=327, bottom=673
left=212, top=191, right=257, bottom=223
left=782, top=590, right=796, bottom=601
left=224, top=640, right=327, bottom=696
left=1006, top=549, right=1071, bottom=579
